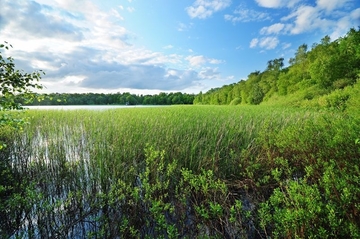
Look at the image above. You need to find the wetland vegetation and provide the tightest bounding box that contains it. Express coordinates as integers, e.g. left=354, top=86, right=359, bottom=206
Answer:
left=1, top=28, right=360, bottom=238
left=1, top=106, right=359, bottom=238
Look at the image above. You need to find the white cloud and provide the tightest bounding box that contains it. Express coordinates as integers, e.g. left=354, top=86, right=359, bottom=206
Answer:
left=0, top=0, right=214, bottom=93
left=186, top=55, right=207, bottom=66
left=317, top=0, right=352, bottom=12
left=351, top=7, right=360, bottom=19
left=178, top=22, right=187, bottom=31
left=282, top=42, right=292, bottom=49
left=198, top=67, right=220, bottom=80
left=249, top=38, right=259, bottom=48
left=255, top=0, right=301, bottom=8
left=250, top=37, right=279, bottom=49
left=255, top=0, right=282, bottom=8
left=260, top=23, right=285, bottom=35
left=186, top=55, right=223, bottom=67
left=177, top=22, right=193, bottom=31
left=187, top=5, right=209, bottom=19
left=259, top=37, right=279, bottom=49
left=275, top=1, right=359, bottom=37
left=186, top=0, right=231, bottom=19
left=283, top=5, right=333, bottom=34
left=250, top=0, right=359, bottom=51
left=330, top=8, right=360, bottom=40
left=110, top=9, right=124, bottom=20
left=208, top=58, right=223, bottom=64
left=224, top=7, right=270, bottom=23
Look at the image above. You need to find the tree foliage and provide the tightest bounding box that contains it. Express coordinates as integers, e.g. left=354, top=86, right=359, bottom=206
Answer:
left=0, top=42, right=43, bottom=130
left=0, top=42, right=43, bottom=236
left=194, top=28, right=360, bottom=109
left=19, top=91, right=195, bottom=106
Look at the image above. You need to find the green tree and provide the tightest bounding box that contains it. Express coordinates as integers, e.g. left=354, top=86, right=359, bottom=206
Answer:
left=289, top=44, right=308, bottom=66
left=193, top=91, right=203, bottom=104
left=247, top=83, right=264, bottom=105
left=308, top=36, right=336, bottom=88
left=0, top=42, right=43, bottom=134
left=0, top=42, right=43, bottom=237
left=245, top=71, right=263, bottom=104
left=260, top=58, right=283, bottom=100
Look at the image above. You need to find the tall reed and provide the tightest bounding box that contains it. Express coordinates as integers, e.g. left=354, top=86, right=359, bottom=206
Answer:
left=2, top=105, right=359, bottom=238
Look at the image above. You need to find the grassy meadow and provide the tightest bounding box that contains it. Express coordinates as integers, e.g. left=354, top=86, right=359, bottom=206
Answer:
left=1, top=105, right=360, bottom=238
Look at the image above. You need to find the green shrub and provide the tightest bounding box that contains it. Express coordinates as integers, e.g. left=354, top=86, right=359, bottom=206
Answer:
left=259, top=160, right=360, bottom=238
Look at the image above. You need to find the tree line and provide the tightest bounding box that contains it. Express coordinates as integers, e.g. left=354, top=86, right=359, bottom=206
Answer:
left=19, top=91, right=195, bottom=105
left=194, top=28, right=360, bottom=107
left=10, top=27, right=360, bottom=108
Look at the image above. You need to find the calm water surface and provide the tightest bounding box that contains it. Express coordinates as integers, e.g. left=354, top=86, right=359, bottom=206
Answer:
left=25, top=105, right=168, bottom=110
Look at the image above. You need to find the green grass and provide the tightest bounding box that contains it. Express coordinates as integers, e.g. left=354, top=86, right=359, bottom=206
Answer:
left=2, top=105, right=360, bottom=238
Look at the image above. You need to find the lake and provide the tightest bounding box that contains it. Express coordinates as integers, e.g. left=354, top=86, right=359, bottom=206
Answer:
left=25, top=105, right=168, bottom=110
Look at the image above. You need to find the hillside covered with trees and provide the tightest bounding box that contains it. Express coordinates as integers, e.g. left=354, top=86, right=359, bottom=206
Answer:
left=194, top=28, right=360, bottom=114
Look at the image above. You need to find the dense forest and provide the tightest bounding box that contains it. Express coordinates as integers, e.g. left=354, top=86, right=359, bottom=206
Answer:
left=194, top=28, right=360, bottom=112
left=21, top=91, right=195, bottom=105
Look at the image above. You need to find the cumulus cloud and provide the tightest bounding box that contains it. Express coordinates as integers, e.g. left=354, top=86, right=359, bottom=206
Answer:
left=186, top=0, right=231, bottom=19
left=186, top=55, right=223, bottom=67
left=186, top=55, right=207, bottom=66
left=278, top=1, right=360, bottom=36
left=10, top=45, right=198, bottom=91
left=1, top=1, right=84, bottom=41
left=282, top=5, right=332, bottom=34
left=249, top=0, right=360, bottom=50
left=208, top=58, right=223, bottom=64
left=224, top=6, right=270, bottom=23
left=255, top=0, right=282, bottom=8
left=255, top=0, right=301, bottom=8
left=1, top=0, right=218, bottom=93
left=249, top=38, right=259, bottom=48
left=330, top=8, right=360, bottom=39
left=282, top=42, right=292, bottom=49
left=163, top=45, right=174, bottom=49
left=260, top=23, right=286, bottom=35
left=78, top=65, right=197, bottom=90
left=177, top=22, right=193, bottom=31
left=259, top=37, right=279, bottom=49
left=317, top=0, right=352, bottom=12
left=198, top=67, right=220, bottom=79
left=250, top=37, right=279, bottom=49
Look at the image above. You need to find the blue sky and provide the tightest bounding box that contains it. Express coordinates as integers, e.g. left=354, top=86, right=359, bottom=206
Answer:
left=1, top=0, right=359, bottom=94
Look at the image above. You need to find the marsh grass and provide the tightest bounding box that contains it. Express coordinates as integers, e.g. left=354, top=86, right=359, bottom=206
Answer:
left=2, top=105, right=360, bottom=238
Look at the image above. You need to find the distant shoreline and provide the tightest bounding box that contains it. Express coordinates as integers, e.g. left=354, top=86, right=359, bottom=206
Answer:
left=25, top=105, right=170, bottom=110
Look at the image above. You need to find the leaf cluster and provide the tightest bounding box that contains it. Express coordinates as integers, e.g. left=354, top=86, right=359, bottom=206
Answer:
left=0, top=42, right=43, bottom=111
